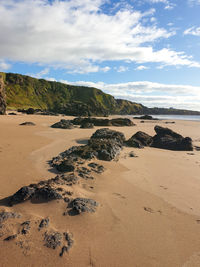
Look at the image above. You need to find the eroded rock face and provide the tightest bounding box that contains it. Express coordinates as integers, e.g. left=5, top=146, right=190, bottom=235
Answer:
left=151, top=125, right=193, bottom=151
left=0, top=74, right=6, bottom=115
left=126, top=131, right=153, bottom=148
left=51, top=119, right=74, bottom=129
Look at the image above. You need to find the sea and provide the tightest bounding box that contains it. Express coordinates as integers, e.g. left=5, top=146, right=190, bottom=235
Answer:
left=132, top=115, right=200, bottom=121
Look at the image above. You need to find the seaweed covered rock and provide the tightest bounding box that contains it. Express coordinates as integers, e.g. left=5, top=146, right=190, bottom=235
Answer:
left=72, top=117, right=134, bottom=127
left=90, top=128, right=125, bottom=145
left=8, top=184, right=63, bottom=206
left=88, top=128, right=125, bottom=160
left=126, top=131, right=153, bottom=148
left=51, top=119, right=74, bottom=129
left=80, top=122, right=94, bottom=129
left=151, top=125, right=193, bottom=151
left=70, top=198, right=98, bottom=214
left=110, top=118, right=135, bottom=126
left=0, top=211, right=21, bottom=224
left=9, top=186, right=36, bottom=206
left=35, top=186, right=63, bottom=201
left=55, top=159, right=75, bottom=172
left=44, top=231, right=63, bottom=249
left=72, top=117, right=111, bottom=126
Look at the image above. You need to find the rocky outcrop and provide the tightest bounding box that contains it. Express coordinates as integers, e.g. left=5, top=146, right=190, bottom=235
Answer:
left=51, top=119, right=74, bottom=129
left=126, top=131, right=153, bottom=148
left=69, top=198, right=98, bottom=214
left=151, top=125, right=193, bottom=151
left=0, top=73, right=6, bottom=114
left=51, top=128, right=125, bottom=165
left=133, top=115, right=159, bottom=120
left=71, top=117, right=134, bottom=127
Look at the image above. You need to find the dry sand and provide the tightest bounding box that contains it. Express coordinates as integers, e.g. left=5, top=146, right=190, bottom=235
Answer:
left=0, top=114, right=200, bottom=267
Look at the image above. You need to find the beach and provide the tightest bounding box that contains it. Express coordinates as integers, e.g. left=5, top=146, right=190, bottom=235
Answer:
left=0, top=114, right=200, bottom=267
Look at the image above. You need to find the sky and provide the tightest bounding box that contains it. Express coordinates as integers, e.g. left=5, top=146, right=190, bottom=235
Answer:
left=0, top=0, right=200, bottom=111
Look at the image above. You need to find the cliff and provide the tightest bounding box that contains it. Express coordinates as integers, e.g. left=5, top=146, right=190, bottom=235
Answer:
left=1, top=72, right=200, bottom=116
left=0, top=73, right=6, bottom=114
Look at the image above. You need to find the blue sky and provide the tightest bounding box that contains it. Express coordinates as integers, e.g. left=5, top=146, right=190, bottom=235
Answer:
left=0, top=0, right=200, bottom=110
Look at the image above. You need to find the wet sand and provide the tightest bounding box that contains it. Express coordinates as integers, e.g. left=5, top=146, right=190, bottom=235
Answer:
left=0, top=114, right=200, bottom=267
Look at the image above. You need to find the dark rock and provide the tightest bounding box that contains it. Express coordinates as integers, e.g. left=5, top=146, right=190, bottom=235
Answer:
left=80, top=122, right=94, bottom=129
left=26, top=108, right=35, bottom=114
left=0, top=211, right=21, bottom=224
left=110, top=118, right=135, bottom=126
left=70, top=198, right=98, bottom=214
left=77, top=167, right=93, bottom=179
left=165, top=121, right=175, bottom=124
left=51, top=119, right=74, bottom=129
left=0, top=73, right=6, bottom=115
left=19, top=121, right=36, bottom=126
left=60, top=246, right=68, bottom=257
left=8, top=112, right=17, bottom=115
left=61, top=174, right=79, bottom=185
left=126, top=131, right=153, bottom=148
left=129, top=151, right=137, bottom=157
left=21, top=221, right=31, bottom=235
left=55, top=159, right=75, bottom=172
left=35, top=186, right=63, bottom=201
left=4, top=234, right=17, bottom=241
left=151, top=125, right=193, bottom=151
left=88, top=162, right=105, bottom=173
left=90, top=128, right=125, bottom=146
left=9, top=186, right=35, bottom=206
left=133, top=115, right=159, bottom=120
left=64, top=232, right=73, bottom=250
left=71, top=117, right=111, bottom=126
left=44, top=231, right=62, bottom=249
left=39, top=218, right=49, bottom=231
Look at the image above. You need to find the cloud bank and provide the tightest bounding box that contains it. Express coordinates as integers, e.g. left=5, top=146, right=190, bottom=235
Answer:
left=0, top=0, right=199, bottom=73
left=58, top=79, right=200, bottom=111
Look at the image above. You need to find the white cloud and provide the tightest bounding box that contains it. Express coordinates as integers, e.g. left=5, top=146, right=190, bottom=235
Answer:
left=115, top=66, right=129, bottom=72
left=0, top=60, right=11, bottom=71
left=146, top=0, right=176, bottom=9
left=0, top=0, right=198, bottom=73
left=59, top=79, right=200, bottom=111
left=27, top=67, right=49, bottom=78
left=188, top=0, right=200, bottom=6
left=135, top=65, right=149, bottom=70
left=184, top=26, right=200, bottom=36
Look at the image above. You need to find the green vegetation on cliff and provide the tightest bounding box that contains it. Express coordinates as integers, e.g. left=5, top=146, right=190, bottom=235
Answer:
left=2, top=72, right=143, bottom=115
left=1, top=72, right=200, bottom=116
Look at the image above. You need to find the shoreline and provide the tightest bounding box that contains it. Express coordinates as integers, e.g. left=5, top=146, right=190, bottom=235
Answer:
left=0, top=114, right=200, bottom=266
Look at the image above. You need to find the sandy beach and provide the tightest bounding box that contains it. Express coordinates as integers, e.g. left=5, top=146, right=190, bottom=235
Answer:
left=0, top=114, right=200, bottom=267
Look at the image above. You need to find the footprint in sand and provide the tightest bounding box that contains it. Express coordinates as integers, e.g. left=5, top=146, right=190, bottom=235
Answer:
left=160, top=185, right=168, bottom=190
left=113, top=193, right=126, bottom=199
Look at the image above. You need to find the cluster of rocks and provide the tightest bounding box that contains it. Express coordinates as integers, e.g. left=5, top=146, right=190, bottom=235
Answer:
left=71, top=117, right=135, bottom=127
left=50, top=117, right=135, bottom=129
left=0, top=210, right=74, bottom=257
left=17, top=108, right=59, bottom=116
left=126, top=125, right=193, bottom=151
left=51, top=128, right=125, bottom=168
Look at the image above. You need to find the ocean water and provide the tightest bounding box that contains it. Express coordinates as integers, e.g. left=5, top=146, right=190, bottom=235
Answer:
left=132, top=115, right=200, bottom=121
